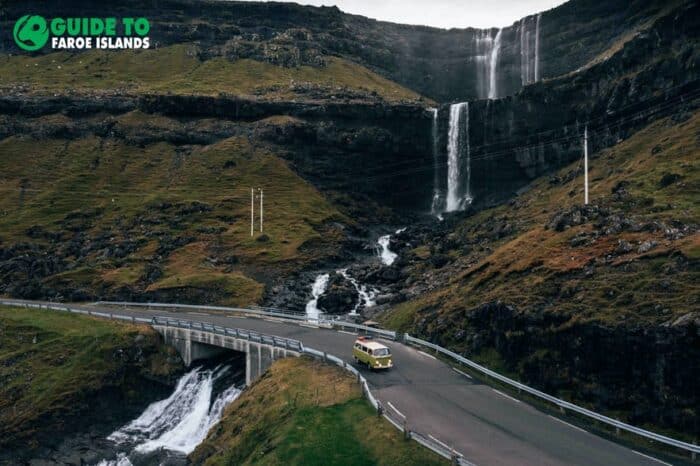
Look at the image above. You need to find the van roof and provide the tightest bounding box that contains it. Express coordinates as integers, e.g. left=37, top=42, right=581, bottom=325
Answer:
left=356, top=339, right=388, bottom=350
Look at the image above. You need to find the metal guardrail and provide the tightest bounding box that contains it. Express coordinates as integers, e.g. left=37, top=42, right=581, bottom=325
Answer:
left=96, top=300, right=700, bottom=458
left=2, top=299, right=462, bottom=464
left=1, top=300, right=304, bottom=354
left=151, top=316, right=304, bottom=352
left=403, top=335, right=700, bottom=457
left=301, top=346, right=469, bottom=465
left=96, top=301, right=398, bottom=340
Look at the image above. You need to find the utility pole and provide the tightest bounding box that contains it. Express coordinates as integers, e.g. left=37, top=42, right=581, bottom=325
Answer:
left=584, top=126, right=589, bottom=205
left=250, top=188, right=254, bottom=237
left=259, top=188, right=264, bottom=233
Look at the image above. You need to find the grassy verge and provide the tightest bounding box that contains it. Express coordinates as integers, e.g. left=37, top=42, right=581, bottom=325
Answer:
left=190, top=357, right=446, bottom=466
left=0, top=305, right=181, bottom=450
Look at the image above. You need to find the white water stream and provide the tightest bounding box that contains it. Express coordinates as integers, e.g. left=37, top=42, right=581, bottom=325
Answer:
left=305, top=273, right=330, bottom=320
left=96, top=365, right=242, bottom=465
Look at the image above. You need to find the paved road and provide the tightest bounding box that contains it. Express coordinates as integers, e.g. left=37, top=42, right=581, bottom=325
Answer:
left=4, top=299, right=676, bottom=466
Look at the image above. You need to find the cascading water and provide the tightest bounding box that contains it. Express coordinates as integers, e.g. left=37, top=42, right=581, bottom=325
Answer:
left=429, top=107, right=441, bottom=214
left=445, top=102, right=471, bottom=212
left=535, top=13, right=541, bottom=81
left=377, top=235, right=398, bottom=266
left=338, top=269, right=377, bottom=314
left=96, top=365, right=242, bottom=466
left=305, top=273, right=329, bottom=319
left=520, top=14, right=542, bottom=85
left=474, top=28, right=501, bottom=100
left=488, top=28, right=503, bottom=100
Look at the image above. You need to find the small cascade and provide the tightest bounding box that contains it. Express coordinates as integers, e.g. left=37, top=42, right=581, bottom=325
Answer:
left=97, top=365, right=242, bottom=465
left=305, top=273, right=329, bottom=319
left=488, top=28, right=503, bottom=100
left=520, top=14, right=542, bottom=85
left=429, top=107, right=441, bottom=214
left=377, top=235, right=398, bottom=266
left=338, top=269, right=377, bottom=315
left=445, top=102, right=471, bottom=212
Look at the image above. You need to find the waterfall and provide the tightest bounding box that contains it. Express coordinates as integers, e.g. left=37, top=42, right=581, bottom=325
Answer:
left=520, top=14, right=542, bottom=85
left=488, top=28, right=503, bottom=99
left=305, top=273, right=329, bottom=319
left=338, top=269, right=376, bottom=314
left=377, top=235, right=398, bottom=266
left=535, top=13, right=541, bottom=81
left=97, top=365, right=242, bottom=465
left=445, top=102, right=471, bottom=212
left=429, top=108, right=441, bottom=214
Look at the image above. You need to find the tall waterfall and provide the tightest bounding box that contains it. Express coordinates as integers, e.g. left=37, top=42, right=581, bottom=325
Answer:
left=474, top=28, right=502, bottom=100
left=520, top=13, right=542, bottom=85
left=445, top=102, right=471, bottom=212
left=429, top=107, right=441, bottom=214
left=535, top=13, right=541, bottom=81
left=488, top=29, right=503, bottom=100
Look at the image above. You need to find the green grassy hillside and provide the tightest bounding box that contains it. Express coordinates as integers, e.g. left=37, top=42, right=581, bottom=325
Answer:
left=0, top=306, right=182, bottom=452
left=190, top=357, right=446, bottom=466
left=0, top=113, right=347, bottom=304
left=0, top=45, right=424, bottom=103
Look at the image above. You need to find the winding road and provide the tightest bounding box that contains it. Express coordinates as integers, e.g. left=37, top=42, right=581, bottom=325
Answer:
left=3, top=299, right=682, bottom=466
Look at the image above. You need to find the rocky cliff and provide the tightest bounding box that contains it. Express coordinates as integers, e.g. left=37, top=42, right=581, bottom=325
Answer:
left=0, top=0, right=684, bottom=101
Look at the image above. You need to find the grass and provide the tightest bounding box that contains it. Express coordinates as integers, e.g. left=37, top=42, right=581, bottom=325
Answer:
left=0, top=122, right=347, bottom=302
left=0, top=45, right=424, bottom=103
left=190, top=357, right=446, bottom=466
left=0, top=305, right=179, bottom=446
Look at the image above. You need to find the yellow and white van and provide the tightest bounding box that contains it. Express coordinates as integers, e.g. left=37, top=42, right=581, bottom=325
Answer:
left=353, top=337, right=393, bottom=370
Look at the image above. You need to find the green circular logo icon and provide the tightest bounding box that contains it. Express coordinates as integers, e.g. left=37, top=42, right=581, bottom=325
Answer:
left=13, top=15, right=49, bottom=51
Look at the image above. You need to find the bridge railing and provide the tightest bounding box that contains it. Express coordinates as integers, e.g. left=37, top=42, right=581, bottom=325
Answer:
left=95, top=300, right=700, bottom=458
left=96, top=301, right=398, bottom=340
left=151, top=316, right=304, bottom=352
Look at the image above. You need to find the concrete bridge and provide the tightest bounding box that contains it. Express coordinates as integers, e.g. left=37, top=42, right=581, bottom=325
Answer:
left=152, top=318, right=302, bottom=385
left=154, top=323, right=301, bottom=385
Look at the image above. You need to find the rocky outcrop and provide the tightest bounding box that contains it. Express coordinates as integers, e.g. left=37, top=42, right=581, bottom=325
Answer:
left=416, top=302, right=700, bottom=434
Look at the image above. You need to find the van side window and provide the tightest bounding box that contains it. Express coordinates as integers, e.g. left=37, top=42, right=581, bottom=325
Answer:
left=368, top=349, right=373, bottom=355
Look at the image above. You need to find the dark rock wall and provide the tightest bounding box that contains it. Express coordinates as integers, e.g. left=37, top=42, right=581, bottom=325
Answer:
left=0, top=0, right=679, bottom=102
left=432, top=2, right=700, bottom=207
left=418, top=302, right=700, bottom=435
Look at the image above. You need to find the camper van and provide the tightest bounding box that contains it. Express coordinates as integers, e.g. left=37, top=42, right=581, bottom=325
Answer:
left=353, top=336, right=393, bottom=370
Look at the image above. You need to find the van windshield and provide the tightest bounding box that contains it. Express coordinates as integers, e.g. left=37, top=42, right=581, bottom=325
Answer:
left=374, top=348, right=390, bottom=357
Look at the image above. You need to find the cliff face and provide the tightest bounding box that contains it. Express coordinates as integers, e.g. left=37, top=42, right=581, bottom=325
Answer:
left=0, top=0, right=681, bottom=101
left=434, top=1, right=699, bottom=207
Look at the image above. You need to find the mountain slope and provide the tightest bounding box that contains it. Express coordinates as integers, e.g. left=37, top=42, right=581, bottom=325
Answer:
left=380, top=111, right=699, bottom=437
